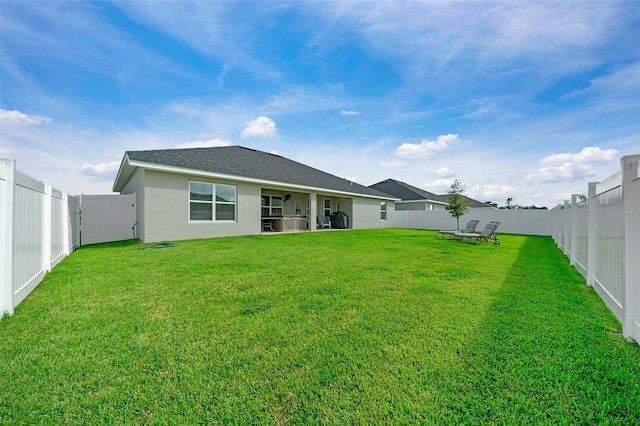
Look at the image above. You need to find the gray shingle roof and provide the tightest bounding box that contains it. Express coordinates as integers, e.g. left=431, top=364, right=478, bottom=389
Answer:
left=117, top=146, right=392, bottom=198
left=369, top=178, right=489, bottom=207
left=369, top=179, right=448, bottom=202
left=447, top=195, right=490, bottom=208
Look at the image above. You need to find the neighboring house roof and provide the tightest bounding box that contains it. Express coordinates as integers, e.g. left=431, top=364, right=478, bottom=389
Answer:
left=369, top=179, right=448, bottom=204
left=113, top=146, right=395, bottom=200
left=369, top=178, right=490, bottom=207
left=446, top=195, right=490, bottom=208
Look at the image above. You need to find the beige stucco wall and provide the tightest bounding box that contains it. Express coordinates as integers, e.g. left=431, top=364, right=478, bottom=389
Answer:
left=120, top=167, right=146, bottom=241
left=351, top=197, right=395, bottom=229
left=140, top=170, right=261, bottom=242
left=118, top=168, right=395, bottom=241
left=395, top=201, right=447, bottom=211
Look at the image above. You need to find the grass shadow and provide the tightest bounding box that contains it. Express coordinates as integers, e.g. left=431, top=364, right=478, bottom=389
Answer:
left=446, top=236, right=640, bottom=423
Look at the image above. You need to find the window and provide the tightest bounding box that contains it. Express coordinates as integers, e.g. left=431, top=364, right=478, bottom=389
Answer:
left=324, top=199, right=331, bottom=217
left=380, top=201, right=387, bottom=221
left=261, top=195, right=283, bottom=217
left=294, top=200, right=302, bottom=216
left=190, top=181, right=236, bottom=221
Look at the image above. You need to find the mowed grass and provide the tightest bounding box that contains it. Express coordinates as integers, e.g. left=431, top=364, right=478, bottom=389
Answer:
left=1, top=229, right=638, bottom=424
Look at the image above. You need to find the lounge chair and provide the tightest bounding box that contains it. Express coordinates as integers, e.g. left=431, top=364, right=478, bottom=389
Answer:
left=453, top=221, right=500, bottom=245
left=436, top=220, right=479, bottom=239
left=317, top=215, right=331, bottom=229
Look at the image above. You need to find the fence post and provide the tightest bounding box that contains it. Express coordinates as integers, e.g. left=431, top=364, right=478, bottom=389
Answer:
left=586, top=182, right=598, bottom=288
left=563, top=200, right=570, bottom=257
left=552, top=204, right=562, bottom=246
left=621, top=155, right=640, bottom=342
left=570, top=194, right=579, bottom=267
left=0, top=159, right=16, bottom=317
left=42, top=181, right=52, bottom=273
left=62, top=191, right=70, bottom=256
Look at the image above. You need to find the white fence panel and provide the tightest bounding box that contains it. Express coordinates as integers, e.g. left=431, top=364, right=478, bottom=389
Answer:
left=80, top=194, right=136, bottom=246
left=593, top=186, right=625, bottom=319
left=1, top=158, right=81, bottom=318
left=563, top=200, right=572, bottom=258
left=51, top=188, right=66, bottom=268
left=396, top=208, right=550, bottom=235
left=68, top=195, right=80, bottom=251
left=571, top=195, right=589, bottom=278
left=622, top=159, right=640, bottom=343
left=12, top=171, right=47, bottom=309
left=551, top=154, right=639, bottom=345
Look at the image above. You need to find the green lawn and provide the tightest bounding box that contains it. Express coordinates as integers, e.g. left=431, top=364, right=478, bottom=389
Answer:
left=1, top=229, right=638, bottom=424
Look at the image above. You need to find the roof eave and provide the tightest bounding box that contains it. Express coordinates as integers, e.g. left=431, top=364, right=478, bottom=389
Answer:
left=397, top=198, right=449, bottom=205
left=112, top=152, right=133, bottom=193
left=122, top=160, right=398, bottom=200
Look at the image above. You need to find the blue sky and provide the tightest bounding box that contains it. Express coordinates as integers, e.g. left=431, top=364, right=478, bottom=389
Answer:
left=1, top=1, right=638, bottom=208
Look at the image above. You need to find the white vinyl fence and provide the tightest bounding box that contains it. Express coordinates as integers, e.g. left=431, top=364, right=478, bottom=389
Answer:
left=1, top=158, right=80, bottom=318
left=551, top=155, right=640, bottom=344
left=80, top=194, right=136, bottom=245
left=396, top=207, right=551, bottom=236
left=1, top=158, right=137, bottom=319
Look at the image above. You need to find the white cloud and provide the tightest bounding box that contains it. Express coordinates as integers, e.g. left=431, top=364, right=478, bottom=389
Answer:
left=80, top=161, right=121, bottom=178
left=320, top=2, right=619, bottom=82
left=264, top=84, right=347, bottom=114
left=114, top=2, right=283, bottom=82
left=240, top=116, right=278, bottom=138
left=176, top=138, right=231, bottom=148
left=528, top=146, right=618, bottom=183
left=422, top=178, right=457, bottom=193
left=539, top=146, right=618, bottom=166
left=396, top=134, right=459, bottom=158
left=379, top=160, right=406, bottom=168
left=341, top=110, right=359, bottom=115
left=0, top=109, right=52, bottom=126
left=435, top=166, right=455, bottom=177
left=527, top=164, right=597, bottom=183
left=469, top=183, right=516, bottom=200
left=563, top=63, right=640, bottom=99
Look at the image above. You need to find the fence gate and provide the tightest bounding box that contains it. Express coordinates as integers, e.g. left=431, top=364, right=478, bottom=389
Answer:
left=80, top=194, right=136, bottom=246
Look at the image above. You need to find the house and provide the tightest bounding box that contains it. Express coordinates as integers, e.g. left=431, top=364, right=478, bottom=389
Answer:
left=369, top=179, right=448, bottom=211
left=369, top=178, right=489, bottom=210
left=112, top=146, right=397, bottom=242
left=452, top=195, right=493, bottom=208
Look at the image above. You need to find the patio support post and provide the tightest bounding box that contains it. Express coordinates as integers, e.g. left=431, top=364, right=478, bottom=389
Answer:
left=621, top=155, right=640, bottom=342
left=586, top=182, right=598, bottom=288
left=309, top=192, right=317, bottom=231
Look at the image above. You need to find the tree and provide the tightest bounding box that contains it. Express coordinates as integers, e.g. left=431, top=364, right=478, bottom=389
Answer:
left=446, top=179, right=470, bottom=230
left=505, top=197, right=513, bottom=209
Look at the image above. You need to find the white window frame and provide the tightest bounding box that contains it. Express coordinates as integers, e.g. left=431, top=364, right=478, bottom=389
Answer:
left=261, top=195, right=283, bottom=217
left=380, top=201, right=387, bottom=221
left=189, top=181, right=237, bottom=222
left=323, top=199, right=331, bottom=217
